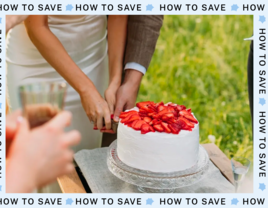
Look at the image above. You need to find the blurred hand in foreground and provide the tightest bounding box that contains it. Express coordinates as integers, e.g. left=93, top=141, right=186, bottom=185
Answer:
left=6, top=104, right=59, bottom=153
left=6, top=111, right=81, bottom=193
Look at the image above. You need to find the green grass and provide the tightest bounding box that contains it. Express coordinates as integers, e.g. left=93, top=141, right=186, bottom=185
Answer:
left=137, top=15, right=253, bottom=160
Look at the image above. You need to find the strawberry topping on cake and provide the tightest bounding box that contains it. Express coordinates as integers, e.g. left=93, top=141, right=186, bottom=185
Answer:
left=119, top=101, right=198, bottom=134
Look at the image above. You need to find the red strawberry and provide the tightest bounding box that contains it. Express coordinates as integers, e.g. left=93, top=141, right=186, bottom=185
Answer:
left=179, top=110, right=190, bottom=116
left=136, top=101, right=155, bottom=113
left=131, top=120, right=139, bottom=128
left=119, top=111, right=129, bottom=117
left=179, top=110, right=198, bottom=124
left=125, top=114, right=141, bottom=124
left=154, top=109, right=169, bottom=119
left=187, top=116, right=198, bottom=124
left=177, top=117, right=194, bottom=131
left=119, top=110, right=138, bottom=119
left=153, top=124, right=164, bottom=132
left=183, top=126, right=193, bottom=131
left=168, top=123, right=181, bottom=134
left=129, top=101, right=195, bottom=134
left=176, top=117, right=186, bottom=127
left=163, top=117, right=176, bottom=124
left=150, top=126, right=155, bottom=132
left=155, top=101, right=164, bottom=107
left=157, top=105, right=166, bottom=112
left=141, top=124, right=153, bottom=134
left=149, top=119, right=161, bottom=125
left=143, top=107, right=155, bottom=113
left=179, top=117, right=195, bottom=128
left=172, top=117, right=181, bottom=123
left=143, top=117, right=152, bottom=123
left=133, top=120, right=147, bottom=130
left=127, top=121, right=134, bottom=127
left=148, top=104, right=157, bottom=112
left=147, top=112, right=156, bottom=117
left=155, top=119, right=162, bottom=125
left=161, top=122, right=171, bottom=133
left=167, top=106, right=178, bottom=117
left=147, top=112, right=157, bottom=117
left=119, top=113, right=129, bottom=119
left=165, top=119, right=174, bottom=124
left=121, top=110, right=137, bottom=115
left=111, top=114, right=114, bottom=120
left=178, top=110, right=190, bottom=117
left=121, top=113, right=137, bottom=123
left=168, top=103, right=177, bottom=107
left=136, top=101, right=152, bottom=108
left=176, top=105, right=186, bottom=111
left=161, top=113, right=175, bottom=121
left=121, top=113, right=135, bottom=123
left=139, top=112, right=148, bottom=117
left=139, top=108, right=149, bottom=114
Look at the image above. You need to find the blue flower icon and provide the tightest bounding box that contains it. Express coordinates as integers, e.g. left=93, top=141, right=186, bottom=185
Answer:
left=259, top=183, right=266, bottom=191
left=259, top=16, right=266, bottom=23
left=66, top=4, right=74, bottom=11
left=231, top=198, right=239, bottom=205
left=231, top=4, right=239, bottom=11
left=259, top=98, right=266, bottom=106
left=66, top=198, right=74, bottom=205
left=146, top=198, right=154, bottom=205
left=146, top=4, right=154, bottom=11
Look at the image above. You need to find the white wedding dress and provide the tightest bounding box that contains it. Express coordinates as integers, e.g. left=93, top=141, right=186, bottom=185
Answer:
left=6, top=15, right=109, bottom=192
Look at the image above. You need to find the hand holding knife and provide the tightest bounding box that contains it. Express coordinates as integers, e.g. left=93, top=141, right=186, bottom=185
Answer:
left=93, top=114, right=118, bottom=133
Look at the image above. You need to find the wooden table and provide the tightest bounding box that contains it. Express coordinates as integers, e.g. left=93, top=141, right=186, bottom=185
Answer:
left=57, top=143, right=234, bottom=193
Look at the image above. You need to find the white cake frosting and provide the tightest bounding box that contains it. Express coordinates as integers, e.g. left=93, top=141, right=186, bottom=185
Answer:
left=117, top=107, right=199, bottom=173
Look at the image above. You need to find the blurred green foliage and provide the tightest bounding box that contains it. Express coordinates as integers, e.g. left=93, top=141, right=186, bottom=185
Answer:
left=138, top=15, right=253, bottom=160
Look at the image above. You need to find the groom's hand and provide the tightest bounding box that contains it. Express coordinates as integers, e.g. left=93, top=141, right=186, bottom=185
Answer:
left=113, top=69, right=143, bottom=122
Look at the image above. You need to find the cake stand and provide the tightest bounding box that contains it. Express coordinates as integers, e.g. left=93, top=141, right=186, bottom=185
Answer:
left=107, top=140, right=210, bottom=193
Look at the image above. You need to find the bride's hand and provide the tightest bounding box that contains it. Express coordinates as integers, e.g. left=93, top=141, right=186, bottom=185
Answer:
left=79, top=89, right=111, bottom=130
left=102, top=84, right=120, bottom=133
left=104, top=84, right=119, bottom=115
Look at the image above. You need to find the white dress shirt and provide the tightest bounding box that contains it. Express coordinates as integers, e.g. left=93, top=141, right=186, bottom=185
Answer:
left=124, top=62, right=146, bottom=74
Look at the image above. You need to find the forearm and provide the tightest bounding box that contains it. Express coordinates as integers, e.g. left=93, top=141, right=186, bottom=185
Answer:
left=124, top=15, right=163, bottom=70
left=123, top=69, right=143, bottom=86
left=24, top=17, right=95, bottom=94
left=108, top=15, right=128, bottom=88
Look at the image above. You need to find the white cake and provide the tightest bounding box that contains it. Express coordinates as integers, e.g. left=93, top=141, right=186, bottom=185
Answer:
left=117, top=106, right=199, bottom=173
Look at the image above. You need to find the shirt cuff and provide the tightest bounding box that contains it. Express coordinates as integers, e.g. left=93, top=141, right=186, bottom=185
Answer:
left=124, top=62, right=146, bottom=75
